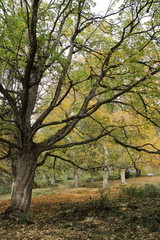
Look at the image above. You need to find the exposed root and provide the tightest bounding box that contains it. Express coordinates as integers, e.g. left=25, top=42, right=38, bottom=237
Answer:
left=1, top=207, right=34, bottom=224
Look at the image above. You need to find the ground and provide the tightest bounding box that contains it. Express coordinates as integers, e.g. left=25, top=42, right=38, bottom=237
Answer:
left=0, top=176, right=160, bottom=240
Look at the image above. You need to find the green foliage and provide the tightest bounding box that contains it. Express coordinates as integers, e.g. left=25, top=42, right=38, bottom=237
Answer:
left=109, top=171, right=120, bottom=180
left=19, top=212, right=34, bottom=225
left=121, top=184, right=160, bottom=198
left=35, top=178, right=51, bottom=188
left=0, top=185, right=11, bottom=195
left=0, top=0, right=160, bottom=218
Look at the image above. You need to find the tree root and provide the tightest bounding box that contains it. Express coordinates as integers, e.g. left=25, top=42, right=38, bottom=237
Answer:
left=1, top=207, right=34, bottom=224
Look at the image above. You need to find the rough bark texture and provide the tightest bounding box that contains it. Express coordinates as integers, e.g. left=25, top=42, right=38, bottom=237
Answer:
left=3, top=151, right=38, bottom=221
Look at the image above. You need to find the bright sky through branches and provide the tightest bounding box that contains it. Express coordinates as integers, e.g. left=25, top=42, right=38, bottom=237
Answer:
left=92, top=0, right=112, bottom=14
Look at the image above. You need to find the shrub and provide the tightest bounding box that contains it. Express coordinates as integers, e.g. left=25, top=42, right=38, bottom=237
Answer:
left=91, top=195, right=112, bottom=211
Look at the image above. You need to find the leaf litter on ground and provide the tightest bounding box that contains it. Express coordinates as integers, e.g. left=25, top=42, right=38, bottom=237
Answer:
left=0, top=177, right=160, bottom=240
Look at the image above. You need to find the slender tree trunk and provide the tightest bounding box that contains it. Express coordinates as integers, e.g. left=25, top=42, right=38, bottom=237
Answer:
left=73, top=166, right=79, bottom=188
left=135, top=167, right=141, bottom=177
left=90, top=171, right=94, bottom=183
left=102, top=167, right=109, bottom=189
left=50, top=173, right=56, bottom=185
left=125, top=168, right=130, bottom=179
left=121, top=168, right=126, bottom=184
left=3, top=151, right=38, bottom=220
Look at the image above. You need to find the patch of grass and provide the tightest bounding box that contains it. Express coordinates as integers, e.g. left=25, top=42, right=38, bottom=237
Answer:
left=121, top=184, right=160, bottom=198
left=32, top=188, right=56, bottom=197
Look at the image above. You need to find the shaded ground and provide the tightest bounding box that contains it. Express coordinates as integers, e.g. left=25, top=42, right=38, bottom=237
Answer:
left=0, top=177, right=160, bottom=240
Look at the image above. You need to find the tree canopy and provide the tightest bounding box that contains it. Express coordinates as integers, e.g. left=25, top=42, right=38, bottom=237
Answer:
left=0, top=0, right=160, bottom=219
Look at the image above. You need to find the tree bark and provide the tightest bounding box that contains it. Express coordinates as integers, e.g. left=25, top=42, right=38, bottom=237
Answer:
left=121, top=168, right=126, bottom=184
left=50, top=173, right=56, bottom=185
left=90, top=171, right=94, bottom=183
left=3, top=151, right=38, bottom=221
left=125, top=168, right=130, bottom=179
left=102, top=167, right=109, bottom=189
left=135, top=167, right=141, bottom=177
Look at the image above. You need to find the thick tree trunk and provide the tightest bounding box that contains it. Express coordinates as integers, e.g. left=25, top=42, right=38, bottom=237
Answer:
left=121, top=168, right=126, bottom=184
left=102, top=167, right=109, bottom=189
left=3, top=151, right=38, bottom=221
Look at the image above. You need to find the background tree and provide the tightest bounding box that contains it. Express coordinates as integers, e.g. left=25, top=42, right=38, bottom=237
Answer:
left=0, top=0, right=159, bottom=221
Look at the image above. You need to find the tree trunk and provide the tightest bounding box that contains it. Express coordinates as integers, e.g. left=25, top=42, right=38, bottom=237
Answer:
left=73, top=166, right=79, bottom=188
left=50, top=173, right=56, bottom=185
left=90, top=171, right=94, bottom=183
left=135, top=167, right=141, bottom=177
left=102, top=167, right=109, bottom=189
left=125, top=168, right=130, bottom=179
left=3, top=151, right=38, bottom=221
left=121, top=168, right=126, bottom=184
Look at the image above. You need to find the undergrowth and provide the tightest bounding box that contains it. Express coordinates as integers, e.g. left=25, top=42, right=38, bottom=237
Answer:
left=121, top=184, right=160, bottom=198
left=0, top=185, right=11, bottom=195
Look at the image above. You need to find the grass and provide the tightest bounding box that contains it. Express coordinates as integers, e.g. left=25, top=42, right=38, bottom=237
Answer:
left=1, top=175, right=159, bottom=200
left=0, top=193, right=11, bottom=200
left=0, top=176, right=160, bottom=240
left=121, top=183, right=160, bottom=198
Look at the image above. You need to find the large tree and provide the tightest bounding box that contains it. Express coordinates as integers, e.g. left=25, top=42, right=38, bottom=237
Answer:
left=0, top=0, right=159, bottom=220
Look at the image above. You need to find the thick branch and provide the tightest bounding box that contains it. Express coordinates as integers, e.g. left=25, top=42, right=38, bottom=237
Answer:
left=110, top=133, right=160, bottom=155
left=38, top=130, right=110, bottom=152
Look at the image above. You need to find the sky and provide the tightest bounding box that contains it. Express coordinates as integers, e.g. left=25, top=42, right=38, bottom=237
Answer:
left=92, top=0, right=112, bottom=14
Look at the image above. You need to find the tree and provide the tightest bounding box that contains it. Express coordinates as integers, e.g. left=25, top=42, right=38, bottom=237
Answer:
left=0, top=0, right=160, bottom=220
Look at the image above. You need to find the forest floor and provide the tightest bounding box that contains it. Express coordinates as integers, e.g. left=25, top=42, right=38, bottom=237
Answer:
left=0, top=176, right=160, bottom=240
